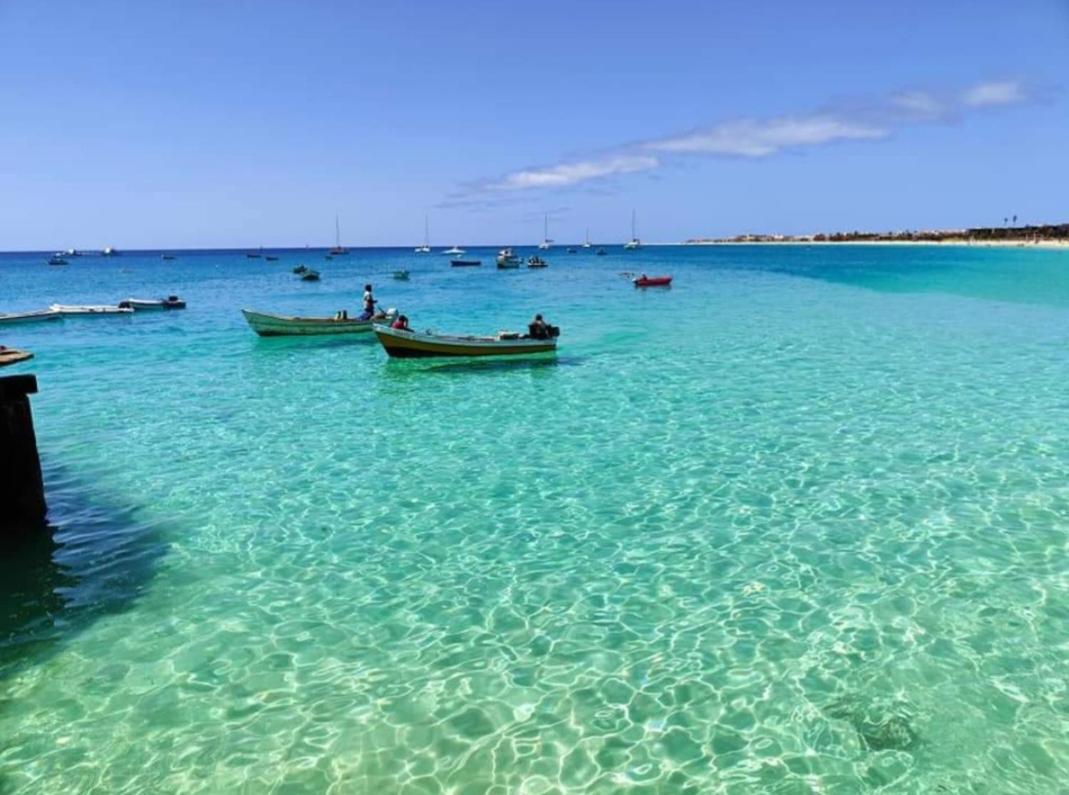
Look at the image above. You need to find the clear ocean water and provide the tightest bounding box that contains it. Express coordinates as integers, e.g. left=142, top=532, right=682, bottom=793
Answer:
left=2, top=244, right=1068, bottom=793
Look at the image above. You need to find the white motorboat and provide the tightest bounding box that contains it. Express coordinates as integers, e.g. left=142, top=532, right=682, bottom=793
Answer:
left=496, top=248, right=521, bottom=268
left=50, top=304, right=134, bottom=316
left=0, top=309, right=62, bottom=325
left=119, top=296, right=186, bottom=310
left=443, top=245, right=465, bottom=256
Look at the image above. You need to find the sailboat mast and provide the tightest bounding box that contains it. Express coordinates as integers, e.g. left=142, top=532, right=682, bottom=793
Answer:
left=544, top=213, right=548, bottom=243
left=335, top=214, right=341, bottom=248
left=632, top=209, right=636, bottom=240
left=424, top=214, right=429, bottom=247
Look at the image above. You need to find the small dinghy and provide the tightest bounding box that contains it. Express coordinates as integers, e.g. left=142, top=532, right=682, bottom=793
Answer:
left=300, top=270, right=321, bottom=281
left=0, top=309, right=62, bottom=325
left=451, top=259, right=481, bottom=267
left=0, top=346, right=34, bottom=368
left=49, top=304, right=134, bottom=316
left=633, top=275, right=672, bottom=287
left=527, top=256, right=548, bottom=268
left=373, top=324, right=559, bottom=358
left=242, top=308, right=397, bottom=337
left=293, top=265, right=308, bottom=274
left=119, top=296, right=186, bottom=310
left=393, top=270, right=410, bottom=280
left=47, top=256, right=68, bottom=266
left=595, top=248, right=607, bottom=256
left=265, top=256, right=279, bottom=262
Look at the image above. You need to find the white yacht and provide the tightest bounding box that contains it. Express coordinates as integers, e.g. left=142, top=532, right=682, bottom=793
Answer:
left=328, top=215, right=349, bottom=256
left=414, top=215, right=431, bottom=253
left=623, top=210, right=642, bottom=250
left=538, top=213, right=552, bottom=250
left=443, top=245, right=465, bottom=256
left=582, top=228, right=592, bottom=249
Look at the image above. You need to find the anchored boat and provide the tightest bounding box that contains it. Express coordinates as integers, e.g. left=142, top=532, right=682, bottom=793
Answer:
left=633, top=275, right=672, bottom=287
left=242, top=308, right=396, bottom=337
left=119, top=296, right=186, bottom=310
left=0, top=309, right=62, bottom=325
left=49, top=304, right=134, bottom=315
left=373, top=324, right=558, bottom=358
left=451, top=259, right=481, bottom=267
left=0, top=346, right=34, bottom=367
left=496, top=248, right=521, bottom=268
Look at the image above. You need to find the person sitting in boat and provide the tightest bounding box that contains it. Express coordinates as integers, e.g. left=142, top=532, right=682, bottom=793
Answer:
left=391, top=314, right=410, bottom=331
left=528, top=314, right=550, bottom=339
left=334, top=309, right=349, bottom=320
left=356, top=283, right=377, bottom=319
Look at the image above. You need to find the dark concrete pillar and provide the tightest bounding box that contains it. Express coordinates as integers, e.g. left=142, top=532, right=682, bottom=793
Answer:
left=0, top=374, right=47, bottom=533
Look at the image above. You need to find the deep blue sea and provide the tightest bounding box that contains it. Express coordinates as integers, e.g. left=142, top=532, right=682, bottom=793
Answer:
left=2, top=243, right=1068, bottom=792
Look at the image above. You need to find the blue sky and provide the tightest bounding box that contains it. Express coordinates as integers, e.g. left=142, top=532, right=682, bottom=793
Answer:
left=1, top=0, right=1066, bottom=249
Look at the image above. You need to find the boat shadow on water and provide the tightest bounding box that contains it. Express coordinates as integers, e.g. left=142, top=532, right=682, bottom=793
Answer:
left=0, top=461, right=168, bottom=689
left=385, top=354, right=585, bottom=376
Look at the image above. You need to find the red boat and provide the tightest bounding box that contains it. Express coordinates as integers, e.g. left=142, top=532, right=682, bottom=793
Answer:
left=633, top=275, right=672, bottom=287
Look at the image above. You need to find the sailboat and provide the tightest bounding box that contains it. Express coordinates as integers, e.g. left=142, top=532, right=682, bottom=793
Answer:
left=582, top=228, right=592, bottom=249
left=538, top=213, right=552, bottom=250
left=414, top=215, right=431, bottom=253
left=328, top=215, right=349, bottom=256
left=623, top=210, right=642, bottom=250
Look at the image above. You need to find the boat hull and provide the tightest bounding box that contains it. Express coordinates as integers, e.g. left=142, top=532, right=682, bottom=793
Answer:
left=451, top=259, right=481, bottom=267
left=634, top=276, right=672, bottom=287
left=0, top=347, right=33, bottom=367
left=0, top=310, right=61, bottom=325
left=242, top=309, right=394, bottom=337
left=374, top=325, right=557, bottom=358
left=121, top=298, right=186, bottom=310
left=49, top=304, right=134, bottom=315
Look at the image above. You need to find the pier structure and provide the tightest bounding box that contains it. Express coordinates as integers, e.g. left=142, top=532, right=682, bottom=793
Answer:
left=0, top=374, right=47, bottom=533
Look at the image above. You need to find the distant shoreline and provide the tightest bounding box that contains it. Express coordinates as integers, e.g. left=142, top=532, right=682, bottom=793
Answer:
left=685, top=239, right=1069, bottom=250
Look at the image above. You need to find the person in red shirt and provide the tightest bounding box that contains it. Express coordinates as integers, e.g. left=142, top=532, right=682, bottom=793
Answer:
left=391, top=314, right=410, bottom=331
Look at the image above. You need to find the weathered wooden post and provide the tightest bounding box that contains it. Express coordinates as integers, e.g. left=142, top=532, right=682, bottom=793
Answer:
left=0, top=374, right=47, bottom=533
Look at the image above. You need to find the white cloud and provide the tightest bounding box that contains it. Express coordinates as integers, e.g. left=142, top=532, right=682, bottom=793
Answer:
left=645, top=115, right=887, bottom=157
left=487, top=155, right=659, bottom=191
left=961, top=80, right=1027, bottom=107
left=890, top=90, right=945, bottom=118
left=448, top=78, right=1034, bottom=202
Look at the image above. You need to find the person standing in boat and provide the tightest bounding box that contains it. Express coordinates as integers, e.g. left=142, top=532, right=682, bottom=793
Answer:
left=360, top=284, right=376, bottom=320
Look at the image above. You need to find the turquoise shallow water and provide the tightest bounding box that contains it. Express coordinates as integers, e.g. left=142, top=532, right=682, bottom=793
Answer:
left=2, top=245, right=1069, bottom=792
